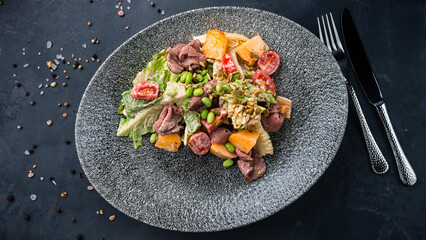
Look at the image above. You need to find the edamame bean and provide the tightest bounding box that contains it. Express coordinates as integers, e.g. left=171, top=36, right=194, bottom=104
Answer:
left=225, top=142, right=235, bottom=153
left=201, top=70, right=208, bottom=76
left=201, top=109, right=208, bottom=119
left=201, top=97, right=212, bottom=107
left=193, top=88, right=204, bottom=96
left=207, top=112, right=215, bottom=124
left=150, top=133, right=158, bottom=143
left=179, top=74, right=186, bottom=83
left=223, top=84, right=232, bottom=94
left=186, top=87, right=194, bottom=97
left=223, top=159, right=234, bottom=168
left=196, top=74, right=204, bottom=82
left=185, top=73, right=193, bottom=84
left=165, top=88, right=176, bottom=96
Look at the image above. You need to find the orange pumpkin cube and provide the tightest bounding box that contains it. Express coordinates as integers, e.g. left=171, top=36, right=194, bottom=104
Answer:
left=202, top=30, right=228, bottom=60
left=155, top=133, right=182, bottom=152
left=228, top=130, right=259, bottom=154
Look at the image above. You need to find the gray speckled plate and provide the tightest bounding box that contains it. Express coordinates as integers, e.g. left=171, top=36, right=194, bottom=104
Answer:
left=75, top=7, right=348, bottom=232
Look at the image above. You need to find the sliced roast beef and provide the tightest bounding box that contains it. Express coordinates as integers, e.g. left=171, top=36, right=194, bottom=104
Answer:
left=200, top=108, right=227, bottom=133
left=209, top=127, right=232, bottom=144
left=237, top=149, right=266, bottom=182
left=235, top=148, right=252, bottom=161
left=167, top=39, right=206, bottom=74
left=187, top=91, right=207, bottom=112
left=153, top=104, right=184, bottom=135
left=261, top=103, right=285, bottom=132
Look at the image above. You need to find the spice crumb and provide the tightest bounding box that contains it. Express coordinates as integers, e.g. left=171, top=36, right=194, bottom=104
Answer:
left=87, top=185, right=94, bottom=191
left=50, top=82, right=57, bottom=87
left=30, top=100, right=35, bottom=105
left=7, top=195, right=14, bottom=202
left=97, top=59, right=101, bottom=63
left=17, top=125, right=22, bottom=130
left=77, top=234, right=83, bottom=240
left=12, top=63, right=18, bottom=68
left=70, top=169, right=76, bottom=174
left=99, top=209, right=104, bottom=215
left=32, top=164, right=37, bottom=168
left=63, top=113, right=68, bottom=118
left=46, top=120, right=53, bottom=126
left=24, top=215, right=30, bottom=220
left=65, top=76, right=69, bottom=79
left=30, top=194, right=37, bottom=201
left=65, top=140, right=71, bottom=144
left=28, top=172, right=35, bottom=178
left=61, top=192, right=68, bottom=197
left=62, top=82, right=67, bottom=87
left=58, top=103, right=62, bottom=107
left=87, top=21, right=92, bottom=26
left=125, top=26, right=129, bottom=30
left=109, top=215, right=116, bottom=221
left=78, top=65, right=83, bottom=70
left=64, top=102, right=70, bottom=107
left=79, top=173, right=84, bottom=178
left=150, top=1, right=155, bottom=7
left=71, top=217, right=76, bottom=223
left=15, top=82, right=22, bottom=87
left=56, top=208, right=62, bottom=213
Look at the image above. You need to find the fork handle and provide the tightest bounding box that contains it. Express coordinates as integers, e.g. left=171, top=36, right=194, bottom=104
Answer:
left=345, top=78, right=389, bottom=174
left=376, top=103, right=417, bottom=185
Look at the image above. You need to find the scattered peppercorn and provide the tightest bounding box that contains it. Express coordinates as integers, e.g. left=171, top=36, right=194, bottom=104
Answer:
left=62, top=82, right=67, bottom=87
left=51, top=73, right=57, bottom=78
left=77, top=234, right=83, bottom=240
left=150, top=1, right=155, bottom=7
left=56, top=208, right=62, bottom=213
left=63, top=113, right=67, bottom=118
left=28, top=149, right=33, bottom=154
left=78, top=57, right=82, bottom=61
left=24, top=215, right=30, bottom=220
left=62, top=59, right=66, bottom=64
left=16, top=82, right=22, bottom=87
left=157, top=8, right=161, bottom=13
left=58, top=103, right=62, bottom=107
left=78, top=65, right=83, bottom=70
left=64, top=102, right=70, bottom=107
left=63, top=70, right=67, bottom=74
left=30, top=100, right=35, bottom=105
left=61, top=192, right=68, bottom=197
left=70, top=169, right=76, bottom=174
left=17, top=125, right=22, bottom=130
left=65, top=76, right=69, bottom=79
left=65, top=140, right=71, bottom=144
left=7, top=195, right=14, bottom=201
left=74, top=61, right=80, bottom=66
left=79, top=173, right=84, bottom=178
left=25, top=91, right=29, bottom=96
left=89, top=0, right=93, bottom=2
left=31, top=145, right=36, bottom=148
left=97, top=59, right=101, bottom=63
left=49, top=176, right=54, bottom=181
left=72, top=65, right=76, bottom=69
left=100, top=238, right=105, bottom=240
left=92, top=54, right=97, bottom=59
left=12, top=64, right=17, bottom=68
left=125, top=26, right=129, bottom=30
left=71, top=217, right=76, bottom=223
left=96, top=39, right=100, bottom=44
left=87, top=21, right=92, bottom=26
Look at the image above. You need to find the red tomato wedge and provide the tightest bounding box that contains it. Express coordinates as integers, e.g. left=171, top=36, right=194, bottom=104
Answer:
left=257, top=51, right=280, bottom=75
left=130, top=81, right=159, bottom=101
left=253, top=69, right=276, bottom=93
left=222, top=53, right=237, bottom=74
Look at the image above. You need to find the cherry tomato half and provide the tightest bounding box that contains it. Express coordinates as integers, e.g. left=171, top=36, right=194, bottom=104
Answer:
left=257, top=51, right=280, bottom=75
left=130, top=81, right=159, bottom=101
left=253, top=69, right=276, bottom=93
left=222, top=53, right=237, bottom=74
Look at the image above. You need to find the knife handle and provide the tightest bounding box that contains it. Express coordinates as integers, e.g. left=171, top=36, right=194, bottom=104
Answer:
left=376, top=103, right=417, bottom=185
left=345, top=79, right=389, bottom=174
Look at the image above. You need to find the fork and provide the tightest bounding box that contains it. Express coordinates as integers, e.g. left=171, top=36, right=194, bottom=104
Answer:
left=317, top=13, right=389, bottom=174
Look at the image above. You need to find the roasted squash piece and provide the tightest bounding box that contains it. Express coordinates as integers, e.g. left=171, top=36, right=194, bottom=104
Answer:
left=202, top=30, right=228, bottom=59
left=210, top=143, right=237, bottom=159
left=235, top=35, right=269, bottom=62
left=228, top=130, right=259, bottom=154
left=155, top=133, right=182, bottom=152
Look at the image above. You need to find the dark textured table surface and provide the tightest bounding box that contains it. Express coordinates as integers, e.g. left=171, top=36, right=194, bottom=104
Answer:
left=0, top=0, right=425, bottom=239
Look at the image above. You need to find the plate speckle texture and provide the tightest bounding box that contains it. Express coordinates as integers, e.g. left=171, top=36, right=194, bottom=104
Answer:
left=75, top=7, right=348, bottom=232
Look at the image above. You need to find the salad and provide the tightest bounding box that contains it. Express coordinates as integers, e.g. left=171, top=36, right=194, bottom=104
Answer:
left=117, top=30, right=292, bottom=182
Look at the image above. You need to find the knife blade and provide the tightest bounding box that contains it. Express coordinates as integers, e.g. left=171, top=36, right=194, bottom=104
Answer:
left=341, top=8, right=417, bottom=186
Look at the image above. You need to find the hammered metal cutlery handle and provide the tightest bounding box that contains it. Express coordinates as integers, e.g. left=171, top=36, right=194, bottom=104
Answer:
left=345, top=79, right=389, bottom=174
left=376, top=103, right=417, bottom=185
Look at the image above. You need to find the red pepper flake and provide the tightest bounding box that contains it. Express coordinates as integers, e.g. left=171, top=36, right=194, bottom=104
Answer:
left=61, top=192, right=68, bottom=197
left=7, top=195, right=14, bottom=202
left=63, top=113, right=68, bottom=118
left=56, top=208, right=62, bottom=213
left=28, top=172, right=35, bottom=178
left=79, top=173, right=84, bottom=178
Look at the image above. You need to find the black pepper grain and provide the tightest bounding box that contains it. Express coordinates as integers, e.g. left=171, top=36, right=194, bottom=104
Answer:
left=7, top=195, right=14, bottom=201
left=157, top=8, right=161, bottom=13
left=70, top=169, right=76, bottom=174
left=64, top=102, right=70, bottom=107
left=16, top=82, right=22, bottom=87
left=48, top=176, right=54, bottom=181
left=100, top=238, right=105, bottom=240
left=51, top=73, right=57, bottom=78
left=89, top=0, right=93, bottom=3
left=31, top=145, right=37, bottom=149
left=74, top=61, right=80, bottom=66
left=71, top=217, right=76, bottom=223
left=25, top=91, right=30, bottom=96
left=92, top=53, right=97, bottom=59
left=28, top=149, right=33, bottom=154
left=24, top=215, right=30, bottom=220
left=62, top=59, right=66, bottom=64
left=65, top=140, right=71, bottom=144
left=77, top=234, right=83, bottom=240
left=56, top=208, right=62, bottom=213
left=12, top=63, right=17, bottom=68
left=30, top=100, right=35, bottom=105
left=79, top=173, right=84, bottom=178
left=150, top=1, right=155, bottom=7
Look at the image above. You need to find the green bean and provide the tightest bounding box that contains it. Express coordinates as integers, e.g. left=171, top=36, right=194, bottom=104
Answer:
left=201, top=97, right=212, bottom=107
left=186, top=87, right=194, bottom=97
left=185, top=73, right=193, bottom=84
left=201, top=109, right=208, bottom=119
left=223, top=159, right=234, bottom=168
left=165, top=88, right=176, bottom=96
left=232, top=73, right=241, bottom=81
left=225, top=142, right=235, bottom=153
left=150, top=133, right=158, bottom=143
left=201, top=70, right=208, bottom=76
left=207, top=112, right=215, bottom=124
left=193, top=88, right=204, bottom=96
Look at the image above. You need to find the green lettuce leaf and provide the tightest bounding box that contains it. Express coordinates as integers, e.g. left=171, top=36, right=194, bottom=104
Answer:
left=118, top=89, right=163, bottom=118
left=132, top=49, right=169, bottom=86
left=182, top=111, right=201, bottom=145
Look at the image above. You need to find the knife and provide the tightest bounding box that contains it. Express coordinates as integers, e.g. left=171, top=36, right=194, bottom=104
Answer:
left=341, top=8, right=417, bottom=186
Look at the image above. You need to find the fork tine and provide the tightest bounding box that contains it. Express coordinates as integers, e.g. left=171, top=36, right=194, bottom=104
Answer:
left=330, top=12, right=344, bottom=53
left=317, top=17, right=324, bottom=44
left=321, top=16, right=332, bottom=52
left=326, top=14, right=338, bottom=51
